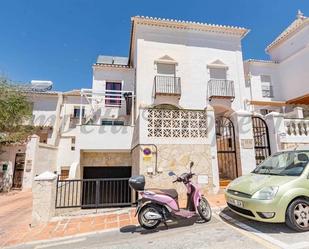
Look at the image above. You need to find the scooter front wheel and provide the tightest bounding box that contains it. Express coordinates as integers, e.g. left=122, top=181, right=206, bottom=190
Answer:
left=197, top=197, right=212, bottom=222
left=138, top=204, right=161, bottom=230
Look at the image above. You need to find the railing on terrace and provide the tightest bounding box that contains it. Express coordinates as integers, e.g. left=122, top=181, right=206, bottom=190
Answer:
left=69, top=117, right=86, bottom=128
left=284, top=119, right=309, bottom=137
left=154, top=75, right=181, bottom=97
left=80, top=89, right=135, bottom=125
left=208, top=79, right=235, bottom=101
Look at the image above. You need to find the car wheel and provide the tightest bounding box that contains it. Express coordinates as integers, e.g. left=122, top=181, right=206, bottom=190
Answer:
left=286, top=198, right=309, bottom=232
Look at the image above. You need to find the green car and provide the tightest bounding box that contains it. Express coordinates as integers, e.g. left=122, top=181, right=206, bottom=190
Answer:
left=225, top=149, right=309, bottom=232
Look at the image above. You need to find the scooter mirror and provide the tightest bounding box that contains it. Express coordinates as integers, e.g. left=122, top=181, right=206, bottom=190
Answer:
left=168, top=171, right=176, bottom=176
left=190, top=161, right=194, bottom=168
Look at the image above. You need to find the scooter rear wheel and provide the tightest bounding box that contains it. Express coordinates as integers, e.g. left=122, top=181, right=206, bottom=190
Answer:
left=138, top=204, right=161, bottom=230
left=197, top=197, right=212, bottom=222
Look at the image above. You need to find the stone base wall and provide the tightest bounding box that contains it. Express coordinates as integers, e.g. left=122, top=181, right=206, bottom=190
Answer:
left=80, top=151, right=132, bottom=178
left=132, top=144, right=212, bottom=206
left=80, top=152, right=131, bottom=167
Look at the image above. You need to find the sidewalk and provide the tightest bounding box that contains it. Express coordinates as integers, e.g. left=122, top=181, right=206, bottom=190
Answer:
left=0, top=191, right=226, bottom=248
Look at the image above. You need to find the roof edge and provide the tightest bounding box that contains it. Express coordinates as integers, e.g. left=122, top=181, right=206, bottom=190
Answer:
left=131, top=16, right=250, bottom=38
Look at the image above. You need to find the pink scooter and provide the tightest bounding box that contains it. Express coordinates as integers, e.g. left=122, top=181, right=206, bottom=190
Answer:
left=129, top=162, right=212, bottom=230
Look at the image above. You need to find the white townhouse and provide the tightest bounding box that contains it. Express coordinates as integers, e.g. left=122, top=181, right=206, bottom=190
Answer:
left=1, top=13, right=309, bottom=211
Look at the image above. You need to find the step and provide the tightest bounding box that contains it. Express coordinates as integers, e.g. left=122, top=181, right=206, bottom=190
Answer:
left=219, top=179, right=231, bottom=187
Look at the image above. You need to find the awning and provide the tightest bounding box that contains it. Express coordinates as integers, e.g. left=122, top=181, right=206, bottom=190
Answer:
left=248, top=100, right=286, bottom=107
left=286, top=94, right=309, bottom=105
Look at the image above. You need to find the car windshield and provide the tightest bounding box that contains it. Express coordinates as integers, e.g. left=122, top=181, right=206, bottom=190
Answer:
left=253, top=150, right=309, bottom=176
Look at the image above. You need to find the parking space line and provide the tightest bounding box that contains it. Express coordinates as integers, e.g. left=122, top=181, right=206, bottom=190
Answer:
left=216, top=211, right=309, bottom=249
left=34, top=238, right=86, bottom=249
left=213, top=212, right=284, bottom=249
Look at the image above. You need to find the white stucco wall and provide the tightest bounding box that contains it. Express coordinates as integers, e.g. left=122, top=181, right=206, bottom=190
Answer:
left=133, top=25, right=247, bottom=111
left=269, top=25, right=309, bottom=62
left=30, top=94, right=59, bottom=127
left=244, top=62, right=282, bottom=101
left=277, top=47, right=309, bottom=100
left=56, top=137, right=76, bottom=170
left=78, top=125, right=134, bottom=151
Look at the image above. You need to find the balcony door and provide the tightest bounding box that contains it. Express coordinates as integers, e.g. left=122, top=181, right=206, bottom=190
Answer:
left=157, top=63, right=175, bottom=77
left=156, top=63, right=178, bottom=95
left=209, top=67, right=227, bottom=80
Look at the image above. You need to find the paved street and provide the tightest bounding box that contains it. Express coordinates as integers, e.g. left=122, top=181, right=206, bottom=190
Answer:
left=8, top=208, right=309, bottom=249
left=0, top=190, right=226, bottom=248
left=0, top=191, right=32, bottom=246
left=9, top=214, right=268, bottom=249
left=2, top=191, right=309, bottom=249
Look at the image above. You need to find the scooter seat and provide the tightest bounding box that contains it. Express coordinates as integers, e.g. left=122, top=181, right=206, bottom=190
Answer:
left=148, top=188, right=178, bottom=199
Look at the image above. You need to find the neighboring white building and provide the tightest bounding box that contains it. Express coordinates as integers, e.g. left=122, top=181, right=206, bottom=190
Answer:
left=244, top=10, right=309, bottom=116
left=1, top=13, right=309, bottom=211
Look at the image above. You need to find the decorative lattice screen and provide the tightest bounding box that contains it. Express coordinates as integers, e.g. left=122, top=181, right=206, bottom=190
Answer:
left=146, top=109, right=208, bottom=138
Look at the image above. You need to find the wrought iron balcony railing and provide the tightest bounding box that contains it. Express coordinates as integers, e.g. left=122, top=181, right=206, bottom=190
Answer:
left=154, top=75, right=181, bottom=97
left=208, top=79, right=235, bottom=101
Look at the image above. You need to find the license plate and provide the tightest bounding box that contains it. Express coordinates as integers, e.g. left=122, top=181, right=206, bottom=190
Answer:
left=228, top=198, right=243, bottom=208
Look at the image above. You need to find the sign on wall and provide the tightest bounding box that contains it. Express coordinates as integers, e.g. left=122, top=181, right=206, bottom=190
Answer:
left=142, top=147, right=152, bottom=161
left=197, top=175, right=209, bottom=184
left=241, top=139, right=254, bottom=149
left=25, top=160, right=32, bottom=172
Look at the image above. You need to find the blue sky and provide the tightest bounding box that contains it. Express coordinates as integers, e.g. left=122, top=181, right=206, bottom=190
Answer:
left=0, top=0, right=308, bottom=91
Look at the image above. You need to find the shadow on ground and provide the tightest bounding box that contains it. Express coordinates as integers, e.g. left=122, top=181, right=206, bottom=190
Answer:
left=219, top=207, right=304, bottom=234
left=120, top=217, right=203, bottom=235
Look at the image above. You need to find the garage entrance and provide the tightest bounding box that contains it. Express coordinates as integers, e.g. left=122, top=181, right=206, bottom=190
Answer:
left=55, top=166, right=133, bottom=209
left=82, top=166, right=132, bottom=208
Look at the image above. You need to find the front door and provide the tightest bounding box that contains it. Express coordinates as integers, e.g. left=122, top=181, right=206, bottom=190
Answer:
left=252, top=116, right=271, bottom=165
left=12, top=153, right=25, bottom=189
left=215, top=117, right=238, bottom=184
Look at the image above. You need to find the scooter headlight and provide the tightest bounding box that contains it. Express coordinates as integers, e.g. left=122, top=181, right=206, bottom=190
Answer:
left=251, top=186, right=279, bottom=200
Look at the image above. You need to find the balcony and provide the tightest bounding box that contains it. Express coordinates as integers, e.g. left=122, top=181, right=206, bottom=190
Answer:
left=154, top=75, right=181, bottom=97
left=69, top=116, right=86, bottom=128
left=208, top=79, right=235, bottom=101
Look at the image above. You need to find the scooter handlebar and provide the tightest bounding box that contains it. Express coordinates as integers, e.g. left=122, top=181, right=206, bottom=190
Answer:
left=173, top=177, right=182, bottom=183
left=173, top=173, right=194, bottom=183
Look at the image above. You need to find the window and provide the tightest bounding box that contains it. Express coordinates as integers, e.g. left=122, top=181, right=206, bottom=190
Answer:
left=253, top=151, right=309, bottom=176
left=260, top=75, right=273, bottom=98
left=101, top=120, right=125, bottom=126
left=73, top=107, right=85, bottom=118
left=105, top=82, right=122, bottom=107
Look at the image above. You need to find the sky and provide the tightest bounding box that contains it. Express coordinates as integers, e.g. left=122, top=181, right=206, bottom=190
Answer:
left=0, top=0, right=309, bottom=91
